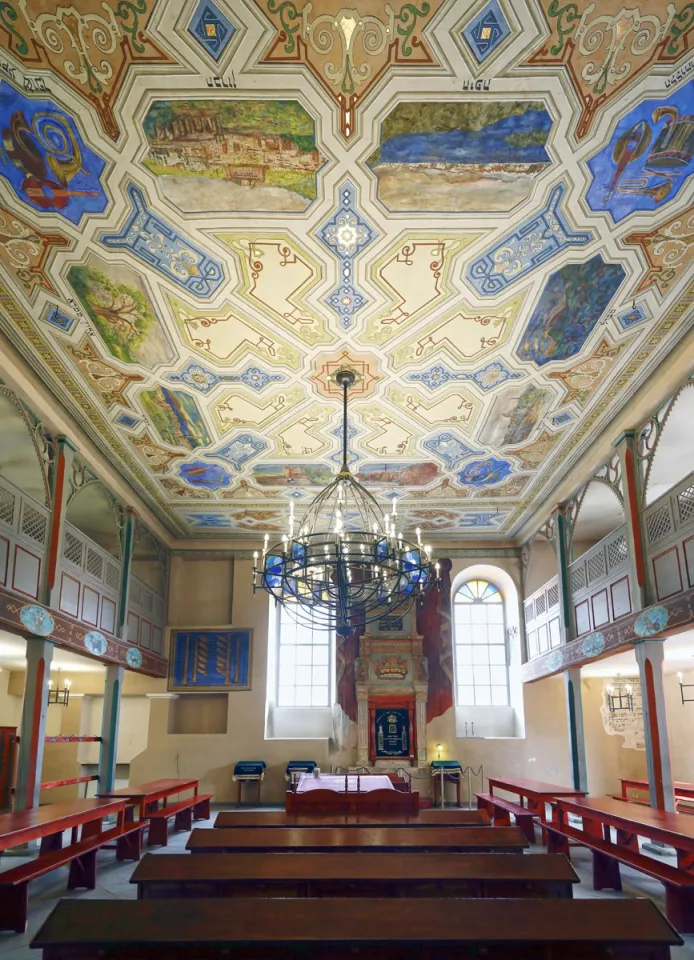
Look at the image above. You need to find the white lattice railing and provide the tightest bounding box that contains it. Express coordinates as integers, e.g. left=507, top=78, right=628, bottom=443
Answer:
left=643, top=470, right=694, bottom=602
left=568, top=523, right=631, bottom=636
left=0, top=475, right=50, bottom=600
left=58, top=521, right=121, bottom=634
left=524, top=575, right=561, bottom=660
left=127, top=573, right=165, bottom=654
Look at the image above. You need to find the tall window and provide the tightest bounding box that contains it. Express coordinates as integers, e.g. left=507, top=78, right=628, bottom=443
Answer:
left=453, top=579, right=509, bottom=706
left=276, top=605, right=332, bottom=707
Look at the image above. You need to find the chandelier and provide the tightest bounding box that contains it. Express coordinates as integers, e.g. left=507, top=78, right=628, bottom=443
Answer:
left=253, top=369, right=440, bottom=637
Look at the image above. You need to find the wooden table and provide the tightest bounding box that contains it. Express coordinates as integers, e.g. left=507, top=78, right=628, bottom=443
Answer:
left=187, top=825, right=527, bottom=854
left=132, top=851, right=579, bottom=900
left=620, top=777, right=694, bottom=811
left=0, top=798, right=140, bottom=933
left=214, top=809, right=490, bottom=828
left=0, top=797, right=129, bottom=853
left=31, top=897, right=682, bottom=959
left=549, top=795, right=694, bottom=932
left=97, top=778, right=199, bottom=821
left=621, top=778, right=694, bottom=801
left=488, top=776, right=587, bottom=823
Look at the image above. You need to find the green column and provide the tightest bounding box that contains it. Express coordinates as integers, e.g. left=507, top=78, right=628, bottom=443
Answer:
left=117, top=508, right=136, bottom=641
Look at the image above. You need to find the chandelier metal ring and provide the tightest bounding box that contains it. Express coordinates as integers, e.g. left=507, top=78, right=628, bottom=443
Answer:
left=253, top=368, right=440, bottom=636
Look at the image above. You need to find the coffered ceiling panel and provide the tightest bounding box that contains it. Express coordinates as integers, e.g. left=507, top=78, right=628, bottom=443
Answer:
left=0, top=0, right=692, bottom=539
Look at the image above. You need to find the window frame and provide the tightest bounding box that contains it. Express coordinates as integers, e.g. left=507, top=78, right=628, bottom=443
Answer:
left=275, top=603, right=335, bottom=708
left=452, top=578, right=510, bottom=707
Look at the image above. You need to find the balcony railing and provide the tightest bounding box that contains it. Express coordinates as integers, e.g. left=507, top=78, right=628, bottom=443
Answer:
left=523, top=575, right=561, bottom=659
left=58, top=521, right=121, bottom=635
left=643, top=470, right=694, bottom=602
left=127, top=574, right=165, bottom=654
left=568, top=524, right=631, bottom=637
left=0, top=476, right=50, bottom=601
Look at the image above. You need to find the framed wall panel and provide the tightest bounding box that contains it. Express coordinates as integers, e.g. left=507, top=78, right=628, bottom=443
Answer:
left=591, top=588, right=610, bottom=628
left=13, top=546, right=40, bottom=599
left=168, top=627, right=252, bottom=692
left=652, top=547, right=683, bottom=601
left=59, top=573, right=80, bottom=619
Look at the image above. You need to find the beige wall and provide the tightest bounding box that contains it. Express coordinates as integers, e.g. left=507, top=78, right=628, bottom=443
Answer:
left=0, top=668, right=22, bottom=728
left=665, top=667, right=694, bottom=783
left=0, top=554, right=669, bottom=804
left=130, top=555, right=587, bottom=802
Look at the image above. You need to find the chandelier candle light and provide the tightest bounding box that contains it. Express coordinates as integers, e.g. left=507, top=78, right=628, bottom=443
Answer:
left=253, top=369, right=440, bottom=636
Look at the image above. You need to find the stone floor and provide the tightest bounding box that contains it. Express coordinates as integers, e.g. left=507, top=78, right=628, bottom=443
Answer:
left=0, top=805, right=692, bottom=958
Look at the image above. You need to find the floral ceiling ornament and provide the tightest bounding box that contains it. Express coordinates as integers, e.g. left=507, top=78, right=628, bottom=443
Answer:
left=525, top=1, right=694, bottom=140
left=0, top=0, right=173, bottom=140
left=256, top=0, right=444, bottom=138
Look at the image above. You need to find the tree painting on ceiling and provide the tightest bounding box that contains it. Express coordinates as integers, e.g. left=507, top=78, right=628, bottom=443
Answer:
left=142, top=99, right=325, bottom=213
left=516, top=255, right=626, bottom=367
left=67, top=255, right=173, bottom=367
left=368, top=100, right=552, bottom=211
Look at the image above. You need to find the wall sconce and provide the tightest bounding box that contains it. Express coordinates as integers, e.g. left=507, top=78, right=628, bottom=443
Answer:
left=678, top=672, right=694, bottom=704
left=605, top=677, right=633, bottom=713
left=436, top=743, right=443, bottom=760
left=47, top=670, right=71, bottom=707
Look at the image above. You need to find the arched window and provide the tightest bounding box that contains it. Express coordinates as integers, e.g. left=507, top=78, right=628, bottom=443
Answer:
left=453, top=579, right=509, bottom=707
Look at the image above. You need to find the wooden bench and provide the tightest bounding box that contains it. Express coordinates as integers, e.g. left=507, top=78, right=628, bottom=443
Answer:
left=612, top=794, right=694, bottom=816
left=0, top=821, right=144, bottom=933
left=187, top=824, right=528, bottom=854
left=146, top=793, right=212, bottom=847
left=476, top=792, right=539, bottom=843
left=131, top=850, right=579, bottom=900
left=31, top=896, right=683, bottom=959
left=546, top=820, right=694, bottom=933
left=213, top=808, right=491, bottom=828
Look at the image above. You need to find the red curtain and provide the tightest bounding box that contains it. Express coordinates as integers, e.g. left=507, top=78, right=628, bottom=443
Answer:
left=417, top=558, right=454, bottom=722
left=336, top=620, right=362, bottom=722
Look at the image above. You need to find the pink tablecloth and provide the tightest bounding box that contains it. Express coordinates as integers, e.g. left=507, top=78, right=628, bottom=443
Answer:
left=296, top=774, right=395, bottom=794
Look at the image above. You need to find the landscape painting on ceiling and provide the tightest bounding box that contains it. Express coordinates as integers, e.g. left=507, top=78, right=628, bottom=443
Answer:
left=517, top=255, right=626, bottom=367
left=479, top=383, right=551, bottom=447
left=142, top=99, right=325, bottom=213
left=140, top=387, right=212, bottom=450
left=252, top=464, right=333, bottom=486
left=586, top=82, right=694, bottom=223
left=356, top=463, right=440, bottom=486
left=67, top=255, right=173, bottom=367
left=368, top=100, right=552, bottom=211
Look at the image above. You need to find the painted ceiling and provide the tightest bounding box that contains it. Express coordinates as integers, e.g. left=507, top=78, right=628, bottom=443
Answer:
left=0, top=0, right=693, bottom=540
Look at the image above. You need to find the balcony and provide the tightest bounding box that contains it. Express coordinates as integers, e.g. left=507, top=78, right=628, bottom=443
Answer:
left=568, top=524, right=631, bottom=637
left=643, top=470, right=694, bottom=601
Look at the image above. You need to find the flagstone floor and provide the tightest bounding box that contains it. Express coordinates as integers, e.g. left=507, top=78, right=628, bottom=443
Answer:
left=0, top=805, right=692, bottom=959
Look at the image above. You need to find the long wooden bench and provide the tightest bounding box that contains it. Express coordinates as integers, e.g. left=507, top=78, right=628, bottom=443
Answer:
left=612, top=794, right=694, bottom=816
left=546, top=820, right=694, bottom=933
left=31, top=897, right=683, bottom=959
left=187, top=824, right=528, bottom=854
left=131, top=850, right=579, bottom=900
left=475, top=792, right=539, bottom=843
left=0, top=821, right=144, bottom=933
left=146, top=793, right=212, bottom=847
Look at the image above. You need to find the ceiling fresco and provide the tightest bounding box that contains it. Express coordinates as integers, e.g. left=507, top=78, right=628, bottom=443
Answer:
left=0, top=0, right=692, bottom=540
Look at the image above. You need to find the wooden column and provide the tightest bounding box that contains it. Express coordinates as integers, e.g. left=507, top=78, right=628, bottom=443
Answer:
left=14, top=638, right=54, bottom=811
left=117, top=508, right=136, bottom=641
left=555, top=506, right=573, bottom=645
left=98, top=665, right=124, bottom=794
left=634, top=639, right=675, bottom=812
left=563, top=667, right=588, bottom=792
left=39, top=437, right=77, bottom=609
left=615, top=432, right=648, bottom=611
